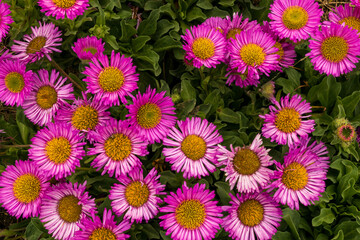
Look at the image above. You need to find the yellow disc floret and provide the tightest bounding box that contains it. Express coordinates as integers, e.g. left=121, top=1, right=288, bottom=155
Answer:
left=282, top=162, right=308, bottom=190
left=98, top=66, right=124, bottom=92
left=240, top=43, right=266, bottom=66
left=175, top=199, right=206, bottom=230
left=36, top=85, right=58, bottom=109
left=26, top=36, right=47, bottom=54
left=233, top=148, right=260, bottom=175
left=71, top=105, right=99, bottom=130
left=13, top=174, right=41, bottom=203
left=57, top=195, right=82, bottom=223
left=181, top=135, right=207, bottom=161
left=282, top=6, right=309, bottom=30
left=192, top=37, right=215, bottom=60
left=136, top=103, right=162, bottom=129
left=321, top=36, right=349, bottom=63
left=339, top=16, right=360, bottom=33
left=90, top=228, right=117, bottom=240
left=104, top=133, right=132, bottom=161
left=4, top=72, right=25, bottom=93
left=125, top=181, right=150, bottom=207
left=237, top=199, right=264, bottom=227
left=227, top=28, right=242, bottom=39
left=83, top=47, right=98, bottom=55
left=274, top=42, right=284, bottom=61
left=275, top=107, right=301, bottom=133
left=45, top=137, right=72, bottom=164
left=52, top=0, right=76, bottom=9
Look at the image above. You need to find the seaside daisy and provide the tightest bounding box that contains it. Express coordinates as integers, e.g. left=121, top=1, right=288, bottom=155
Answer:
left=182, top=24, right=226, bottom=68
left=125, top=87, right=177, bottom=144
left=159, top=183, right=222, bottom=240
left=0, top=48, right=14, bottom=61
left=224, top=12, right=260, bottom=40
left=217, top=134, right=274, bottom=193
left=38, top=0, right=89, bottom=20
left=222, top=192, right=282, bottom=240
left=23, top=69, right=74, bottom=126
left=0, top=59, right=33, bottom=106
left=72, top=36, right=105, bottom=61
left=225, top=69, right=260, bottom=88
left=40, top=181, right=96, bottom=240
left=336, top=123, right=356, bottom=142
left=260, top=94, right=315, bottom=146
left=109, top=168, right=165, bottom=223
left=12, top=22, right=62, bottom=62
left=351, top=0, right=360, bottom=7
left=202, top=16, right=227, bottom=33
left=29, top=122, right=86, bottom=179
left=88, top=119, right=148, bottom=177
left=0, top=160, right=50, bottom=219
left=327, top=4, right=360, bottom=33
left=0, top=1, right=13, bottom=40
left=269, top=0, right=323, bottom=42
left=83, top=50, right=139, bottom=106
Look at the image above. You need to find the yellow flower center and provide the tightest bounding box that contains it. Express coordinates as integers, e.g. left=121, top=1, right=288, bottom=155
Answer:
left=4, top=72, right=25, bottom=93
left=233, top=148, right=260, bottom=175
left=136, top=103, right=162, bottom=129
left=45, top=137, right=72, bottom=164
left=237, top=199, right=264, bottom=227
left=98, top=66, right=124, bottom=92
left=240, top=43, right=265, bottom=66
left=36, top=85, right=58, bottom=109
left=71, top=105, right=99, bottom=130
left=104, top=133, right=132, bottom=161
left=175, top=199, right=206, bottom=230
left=321, top=36, right=349, bottom=63
left=274, top=107, right=301, bottom=133
left=282, top=162, right=308, bottom=190
left=274, top=42, right=284, bottom=61
left=26, top=36, right=47, bottom=54
left=13, top=174, right=41, bottom=203
left=191, top=37, right=215, bottom=60
left=90, top=228, right=117, bottom=240
left=339, top=16, right=360, bottom=32
left=83, top=47, right=98, bottom=55
left=181, top=134, right=207, bottom=161
left=57, top=195, right=82, bottom=223
left=226, top=28, right=242, bottom=39
left=125, top=181, right=150, bottom=207
left=52, top=0, right=76, bottom=8
left=282, top=6, right=309, bottom=30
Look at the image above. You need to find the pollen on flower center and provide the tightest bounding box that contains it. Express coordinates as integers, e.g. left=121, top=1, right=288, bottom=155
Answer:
left=175, top=199, right=206, bottom=230
left=191, top=37, right=215, bottom=60
left=275, top=107, right=301, bottom=133
left=282, top=162, right=308, bottom=190
left=237, top=199, right=264, bottom=227
left=98, top=66, right=125, bottom=92
left=89, top=228, right=117, bottom=240
left=13, top=174, right=41, bottom=203
left=321, top=36, right=349, bottom=63
left=71, top=105, right=99, bottom=130
left=274, top=42, right=284, bottom=61
left=233, top=148, right=260, bottom=175
left=36, top=85, right=58, bottom=109
left=181, top=134, right=207, bottom=161
left=339, top=16, right=360, bottom=32
left=282, top=6, right=309, bottom=30
left=136, top=103, right=162, bottom=129
left=227, top=28, right=242, bottom=39
left=104, top=133, right=132, bottom=161
left=125, top=181, right=150, bottom=207
left=52, top=0, right=76, bottom=9
left=45, top=137, right=72, bottom=164
left=57, top=195, right=82, bottom=223
left=83, top=47, right=98, bottom=55
left=4, top=72, right=25, bottom=93
left=26, top=36, right=47, bottom=54
left=240, top=43, right=266, bottom=66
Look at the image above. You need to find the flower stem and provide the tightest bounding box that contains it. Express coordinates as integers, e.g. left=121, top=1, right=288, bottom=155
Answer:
left=50, top=59, right=86, bottom=91
left=75, top=167, right=94, bottom=171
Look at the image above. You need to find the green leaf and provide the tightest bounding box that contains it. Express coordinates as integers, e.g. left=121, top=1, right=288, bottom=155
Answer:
left=160, top=171, right=184, bottom=188
left=218, top=108, right=240, bottom=124
left=333, top=221, right=360, bottom=240
left=214, top=181, right=231, bottom=205
left=207, top=7, right=229, bottom=18
left=138, top=9, right=160, bottom=36
left=154, top=19, right=178, bottom=40
left=273, top=231, right=293, bottom=240
left=314, top=76, right=341, bottom=109
left=142, top=224, right=160, bottom=239
left=282, top=208, right=301, bottom=240
left=342, top=91, right=360, bottom=117
left=119, top=20, right=137, bottom=42
left=25, top=218, right=46, bottom=240
left=186, top=7, right=207, bottom=21
left=132, top=35, right=151, bottom=52
left=219, top=0, right=235, bottom=7
left=104, top=35, right=119, bottom=50
left=181, top=80, right=197, bottom=101
left=312, top=208, right=336, bottom=227
left=153, top=36, right=182, bottom=52
left=337, top=160, right=360, bottom=202
left=144, top=0, right=163, bottom=10
left=16, top=108, right=32, bottom=144
left=197, top=0, right=213, bottom=9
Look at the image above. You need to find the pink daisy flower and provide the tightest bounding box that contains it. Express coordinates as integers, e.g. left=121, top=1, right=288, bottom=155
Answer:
left=0, top=160, right=50, bottom=219
left=38, top=0, right=89, bottom=20
left=306, top=23, right=360, bottom=77
left=23, top=69, right=74, bottom=126
left=163, top=117, right=223, bottom=179
left=351, top=0, right=360, bottom=7
left=217, top=134, right=274, bottom=193
left=82, top=50, right=139, bottom=106
left=12, top=22, right=62, bottom=62
left=72, top=208, right=131, bottom=240
left=269, top=0, right=323, bottom=42
left=125, top=87, right=177, bottom=144
left=109, top=168, right=165, bottom=223
left=0, top=59, right=33, bottom=106
left=0, top=48, right=14, bottom=61
left=202, top=16, right=227, bottom=33
left=225, top=69, right=260, bottom=88
left=222, top=192, right=282, bottom=240
left=260, top=94, right=315, bottom=146
left=0, top=1, right=13, bottom=40
left=29, top=122, right=86, bottom=180
left=71, top=36, right=105, bottom=61
left=87, top=119, right=148, bottom=177
left=182, top=24, right=226, bottom=68
left=159, top=183, right=223, bottom=240
left=40, top=181, right=97, bottom=240
left=224, top=12, right=260, bottom=40
left=327, top=4, right=360, bottom=33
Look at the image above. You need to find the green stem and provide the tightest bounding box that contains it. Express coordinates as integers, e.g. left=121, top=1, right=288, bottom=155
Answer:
left=75, top=167, right=93, bottom=171
left=50, top=59, right=85, bottom=91
left=95, top=197, right=106, bottom=203
left=0, top=144, right=30, bottom=148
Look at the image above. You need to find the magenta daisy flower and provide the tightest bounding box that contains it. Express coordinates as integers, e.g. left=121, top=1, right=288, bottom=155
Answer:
left=38, top=0, right=89, bottom=20
left=0, top=1, right=13, bottom=40
left=351, top=0, right=360, bottom=7
left=222, top=192, right=282, bottom=240
left=125, top=87, right=177, bottom=144
left=0, top=160, right=50, bottom=219
left=71, top=36, right=105, bottom=61
left=224, top=12, right=260, bottom=40
left=12, top=22, right=62, bottom=62
left=87, top=119, right=148, bottom=177
left=0, top=59, right=33, bottom=106
left=163, top=117, right=223, bottom=179
left=306, top=23, right=360, bottom=77
left=159, top=183, right=222, bottom=240
left=109, top=168, right=165, bottom=223
left=73, top=208, right=131, bottom=240
left=29, top=122, right=86, bottom=180
left=327, top=4, right=360, bottom=33
left=82, top=50, right=139, bottom=106
left=23, top=69, right=74, bottom=126
left=217, top=134, right=274, bottom=193
left=182, top=24, right=226, bottom=68
left=202, top=16, right=227, bottom=33
left=225, top=68, right=260, bottom=88
left=0, top=48, right=14, bottom=61
left=260, top=94, right=315, bottom=146
left=269, top=0, right=323, bottom=42
left=40, top=181, right=96, bottom=240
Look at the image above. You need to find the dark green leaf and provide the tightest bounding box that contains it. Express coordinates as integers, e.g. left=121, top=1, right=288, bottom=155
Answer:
left=138, top=9, right=160, bottom=36
left=312, top=208, right=336, bottom=227
left=153, top=36, right=182, bottom=52
left=132, top=35, right=151, bottom=52
left=119, top=20, right=137, bottom=42
left=282, top=208, right=301, bottom=240
left=181, top=80, right=197, bottom=101
left=186, top=7, right=207, bottom=21
left=342, top=91, right=360, bottom=117
left=218, top=108, right=240, bottom=124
